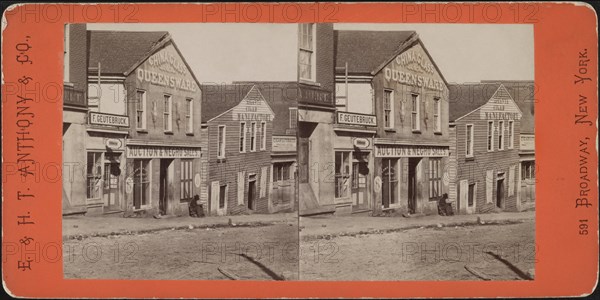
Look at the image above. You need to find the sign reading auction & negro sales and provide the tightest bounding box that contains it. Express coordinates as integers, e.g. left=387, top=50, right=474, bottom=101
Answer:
left=127, top=145, right=202, bottom=158
left=375, top=145, right=449, bottom=158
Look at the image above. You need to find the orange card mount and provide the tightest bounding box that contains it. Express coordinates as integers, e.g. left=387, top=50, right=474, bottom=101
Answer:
left=1, top=2, right=598, bottom=298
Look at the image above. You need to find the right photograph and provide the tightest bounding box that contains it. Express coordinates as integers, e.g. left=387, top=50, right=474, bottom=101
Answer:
left=297, top=23, right=536, bottom=281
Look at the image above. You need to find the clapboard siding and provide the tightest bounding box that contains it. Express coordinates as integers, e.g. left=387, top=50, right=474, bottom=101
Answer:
left=452, top=110, right=521, bottom=213
left=206, top=110, right=273, bottom=215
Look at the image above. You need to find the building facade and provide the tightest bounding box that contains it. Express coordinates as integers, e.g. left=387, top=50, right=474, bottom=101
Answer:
left=201, top=84, right=275, bottom=215
left=331, top=31, right=451, bottom=216
left=80, top=30, right=203, bottom=216
left=448, top=83, right=523, bottom=214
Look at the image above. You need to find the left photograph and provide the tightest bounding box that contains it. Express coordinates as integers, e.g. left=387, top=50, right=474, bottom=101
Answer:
left=61, top=23, right=299, bottom=280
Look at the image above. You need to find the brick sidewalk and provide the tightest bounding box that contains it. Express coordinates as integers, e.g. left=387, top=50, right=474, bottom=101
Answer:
left=300, top=210, right=535, bottom=238
left=63, top=212, right=296, bottom=239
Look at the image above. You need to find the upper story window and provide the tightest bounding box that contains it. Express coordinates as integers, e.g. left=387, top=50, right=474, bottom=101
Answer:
left=487, top=121, right=495, bottom=152
left=498, top=121, right=505, bottom=150
left=163, top=95, right=172, bottom=132
left=508, top=121, right=514, bottom=149
left=217, top=125, right=226, bottom=159
left=260, top=121, right=267, bottom=150
left=239, top=122, right=247, bottom=153
left=411, top=94, right=420, bottom=132
left=299, top=23, right=315, bottom=81
left=136, top=90, right=147, bottom=130
left=383, top=90, right=394, bottom=128
left=466, top=124, right=474, bottom=157
left=433, top=98, right=441, bottom=133
left=186, top=98, right=193, bottom=134
left=289, top=107, right=298, bottom=129
left=250, top=122, right=257, bottom=152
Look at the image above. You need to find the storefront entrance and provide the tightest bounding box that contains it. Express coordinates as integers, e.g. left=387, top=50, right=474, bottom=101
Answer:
left=248, top=174, right=257, bottom=210
left=159, top=159, right=173, bottom=215
left=103, top=153, right=122, bottom=212
left=381, top=158, right=398, bottom=209
left=496, top=176, right=505, bottom=208
left=351, top=152, right=369, bottom=211
left=408, top=158, right=421, bottom=214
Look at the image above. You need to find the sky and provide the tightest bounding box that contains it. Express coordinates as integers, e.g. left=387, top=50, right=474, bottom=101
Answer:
left=87, top=23, right=534, bottom=84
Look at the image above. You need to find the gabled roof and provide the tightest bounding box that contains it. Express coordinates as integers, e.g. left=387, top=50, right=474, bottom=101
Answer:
left=88, top=30, right=169, bottom=75
left=334, top=30, right=415, bottom=75
left=201, top=84, right=274, bottom=123
left=449, top=81, right=534, bottom=133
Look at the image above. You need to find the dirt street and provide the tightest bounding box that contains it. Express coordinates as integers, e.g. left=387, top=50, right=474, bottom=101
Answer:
left=299, top=220, right=535, bottom=280
left=63, top=222, right=298, bottom=280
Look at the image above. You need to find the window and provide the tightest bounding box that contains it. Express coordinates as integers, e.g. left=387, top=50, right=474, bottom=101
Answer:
left=429, top=158, right=442, bottom=199
left=217, top=125, right=226, bottom=159
left=298, top=24, right=314, bottom=81
left=383, top=90, right=393, bottom=128
left=239, top=122, right=247, bottom=152
left=163, top=95, right=172, bottom=132
left=487, top=121, right=495, bottom=151
left=433, top=98, right=441, bottom=132
left=411, top=94, right=420, bottom=131
left=522, top=161, right=535, bottom=180
left=250, top=122, right=257, bottom=152
left=219, top=184, right=227, bottom=209
left=186, top=98, right=193, bottom=134
left=180, top=159, right=193, bottom=202
left=498, top=121, right=505, bottom=150
left=508, top=121, right=514, bottom=149
left=289, top=107, right=298, bottom=129
left=133, top=159, right=151, bottom=209
left=86, top=152, right=102, bottom=199
left=382, top=158, right=399, bottom=205
left=468, top=183, right=476, bottom=207
left=466, top=124, right=474, bottom=157
left=136, top=91, right=147, bottom=130
left=260, top=122, right=267, bottom=150
left=334, top=151, right=351, bottom=198
left=273, top=163, right=290, bottom=182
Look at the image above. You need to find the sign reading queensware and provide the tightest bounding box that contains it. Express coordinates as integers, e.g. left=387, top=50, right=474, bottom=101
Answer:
left=337, top=112, right=377, bottom=126
left=127, top=146, right=201, bottom=158
left=375, top=145, right=449, bottom=157
left=89, top=112, right=130, bottom=127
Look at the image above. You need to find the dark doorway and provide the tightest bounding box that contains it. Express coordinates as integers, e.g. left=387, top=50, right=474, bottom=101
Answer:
left=248, top=179, right=256, bottom=210
left=408, top=158, right=421, bottom=214
left=159, top=159, right=172, bottom=215
left=496, top=178, right=505, bottom=208
left=298, top=122, right=316, bottom=184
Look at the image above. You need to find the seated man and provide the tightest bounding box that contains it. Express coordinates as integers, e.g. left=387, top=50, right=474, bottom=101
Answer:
left=438, top=193, right=453, bottom=216
left=188, top=195, right=199, bottom=217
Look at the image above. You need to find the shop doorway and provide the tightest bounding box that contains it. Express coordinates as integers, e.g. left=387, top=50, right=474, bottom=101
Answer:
left=351, top=152, right=369, bottom=211
left=496, top=178, right=505, bottom=208
left=248, top=175, right=257, bottom=210
left=408, top=158, right=421, bottom=214
left=159, top=159, right=173, bottom=215
left=103, top=153, right=121, bottom=212
left=381, top=158, right=398, bottom=209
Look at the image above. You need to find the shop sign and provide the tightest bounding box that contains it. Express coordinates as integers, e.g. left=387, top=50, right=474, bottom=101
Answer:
left=353, top=138, right=371, bottom=148
left=127, top=145, right=201, bottom=158
left=105, top=138, right=123, bottom=149
left=383, top=45, right=445, bottom=92
left=375, top=145, right=449, bottom=158
left=136, top=45, right=197, bottom=93
left=232, top=93, right=274, bottom=122
left=272, top=136, right=296, bottom=152
left=298, top=85, right=334, bottom=107
left=337, top=112, right=377, bottom=127
left=479, top=86, right=522, bottom=120
left=520, top=134, right=535, bottom=151
left=89, top=112, right=129, bottom=127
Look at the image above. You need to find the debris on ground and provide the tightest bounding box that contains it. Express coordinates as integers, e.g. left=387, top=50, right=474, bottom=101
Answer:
left=218, top=267, right=240, bottom=280
left=464, top=265, right=491, bottom=280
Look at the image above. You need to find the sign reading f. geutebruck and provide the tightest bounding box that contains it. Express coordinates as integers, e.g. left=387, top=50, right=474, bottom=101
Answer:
left=89, top=112, right=130, bottom=127
left=337, top=111, right=377, bottom=126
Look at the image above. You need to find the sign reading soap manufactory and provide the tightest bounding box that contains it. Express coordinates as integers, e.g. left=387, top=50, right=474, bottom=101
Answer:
left=375, top=145, right=449, bottom=157
left=89, top=112, right=130, bottom=127
left=127, top=146, right=201, bottom=158
left=337, top=112, right=377, bottom=126
left=272, top=136, right=296, bottom=152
